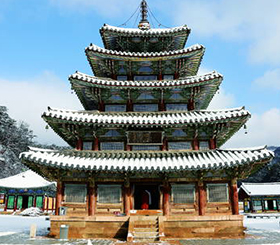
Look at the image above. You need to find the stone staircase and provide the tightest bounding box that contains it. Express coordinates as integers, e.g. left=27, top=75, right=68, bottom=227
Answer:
left=127, top=216, right=163, bottom=243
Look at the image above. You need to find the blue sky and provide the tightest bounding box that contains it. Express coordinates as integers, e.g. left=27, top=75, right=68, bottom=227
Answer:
left=0, top=0, right=280, bottom=148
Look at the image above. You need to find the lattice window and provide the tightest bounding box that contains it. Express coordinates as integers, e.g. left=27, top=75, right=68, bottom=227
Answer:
left=163, top=75, right=174, bottom=80
left=132, top=145, right=160, bottom=151
left=166, top=104, right=188, bottom=111
left=104, top=130, right=121, bottom=137
left=97, top=185, right=121, bottom=203
left=168, top=142, right=192, bottom=150
left=117, top=76, right=127, bottom=81
left=172, top=184, right=195, bottom=203
left=105, top=105, right=126, bottom=112
left=7, top=196, right=14, bottom=209
left=64, top=184, right=87, bottom=203
left=172, top=129, right=187, bottom=137
left=207, top=184, right=228, bottom=203
left=137, top=91, right=155, bottom=100
left=36, top=196, right=43, bottom=208
left=199, top=141, right=209, bottom=150
left=252, top=200, right=262, bottom=211
left=133, top=104, right=158, bottom=112
left=134, top=75, right=157, bottom=81
left=83, top=141, right=92, bottom=150
left=100, top=142, right=124, bottom=150
left=170, top=89, right=183, bottom=100
left=109, top=95, right=123, bottom=101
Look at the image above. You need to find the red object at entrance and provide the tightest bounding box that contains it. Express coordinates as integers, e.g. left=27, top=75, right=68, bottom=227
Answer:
left=141, top=190, right=150, bottom=210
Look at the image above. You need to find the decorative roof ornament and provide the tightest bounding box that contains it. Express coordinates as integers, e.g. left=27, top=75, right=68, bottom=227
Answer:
left=138, top=0, right=150, bottom=30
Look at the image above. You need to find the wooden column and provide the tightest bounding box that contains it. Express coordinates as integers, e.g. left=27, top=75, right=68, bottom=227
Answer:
left=158, top=100, right=165, bottom=111
left=209, top=138, right=216, bottom=149
left=88, top=181, right=96, bottom=216
left=161, top=137, right=168, bottom=151
left=158, top=74, right=163, bottom=80
left=93, top=137, right=99, bottom=151
left=126, top=144, right=132, bottom=151
left=52, top=197, right=55, bottom=211
left=76, top=137, right=83, bottom=150
left=198, top=181, right=206, bottom=216
left=4, top=195, right=8, bottom=211
left=124, top=183, right=131, bottom=216
left=98, top=100, right=105, bottom=111
left=55, top=181, right=63, bottom=215
left=46, top=196, right=49, bottom=212
left=187, top=99, right=195, bottom=111
left=163, top=184, right=170, bottom=216
left=231, top=179, right=239, bottom=215
left=193, top=138, right=199, bottom=150
left=126, top=99, right=133, bottom=112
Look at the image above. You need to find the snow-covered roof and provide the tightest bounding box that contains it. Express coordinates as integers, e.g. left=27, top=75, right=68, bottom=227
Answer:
left=20, top=146, right=274, bottom=173
left=0, top=170, right=54, bottom=189
left=240, top=182, right=280, bottom=196
left=85, top=43, right=204, bottom=59
left=42, top=107, right=250, bottom=127
left=69, top=71, right=223, bottom=89
left=100, top=24, right=191, bottom=35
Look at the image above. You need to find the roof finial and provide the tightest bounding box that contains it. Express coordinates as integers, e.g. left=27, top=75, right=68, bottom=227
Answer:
left=138, top=0, right=150, bottom=30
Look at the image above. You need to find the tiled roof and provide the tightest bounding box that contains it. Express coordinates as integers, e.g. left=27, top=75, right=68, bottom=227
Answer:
left=240, top=182, right=280, bottom=196
left=100, top=24, right=191, bottom=36
left=42, top=107, right=250, bottom=127
left=0, top=170, right=54, bottom=189
left=69, top=71, right=223, bottom=89
left=20, top=146, right=274, bottom=173
left=85, top=43, right=204, bottom=59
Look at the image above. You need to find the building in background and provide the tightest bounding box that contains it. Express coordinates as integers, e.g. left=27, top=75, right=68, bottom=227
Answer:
left=0, top=170, right=56, bottom=212
left=20, top=0, right=274, bottom=241
left=239, top=182, right=280, bottom=213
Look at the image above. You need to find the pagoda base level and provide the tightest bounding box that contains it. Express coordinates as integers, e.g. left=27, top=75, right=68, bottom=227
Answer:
left=48, top=215, right=244, bottom=240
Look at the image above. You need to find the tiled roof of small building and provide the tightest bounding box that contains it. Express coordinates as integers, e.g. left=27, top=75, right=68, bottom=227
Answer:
left=69, top=71, right=222, bottom=89
left=20, top=146, right=274, bottom=173
left=42, top=107, right=250, bottom=127
left=240, top=182, right=280, bottom=196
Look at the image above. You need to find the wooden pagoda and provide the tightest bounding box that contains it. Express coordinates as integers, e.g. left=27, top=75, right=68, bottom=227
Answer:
left=20, top=0, right=274, bottom=241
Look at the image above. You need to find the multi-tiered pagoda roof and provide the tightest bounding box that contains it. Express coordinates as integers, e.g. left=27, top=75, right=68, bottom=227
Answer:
left=20, top=0, right=273, bottom=182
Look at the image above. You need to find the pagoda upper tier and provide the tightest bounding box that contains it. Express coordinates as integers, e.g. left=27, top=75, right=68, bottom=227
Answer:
left=69, top=71, right=222, bottom=111
left=85, top=43, right=204, bottom=78
left=42, top=107, right=250, bottom=149
left=100, top=24, right=191, bottom=52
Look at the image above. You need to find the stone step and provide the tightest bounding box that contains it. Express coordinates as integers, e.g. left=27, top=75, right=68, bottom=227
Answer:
left=134, top=231, right=159, bottom=238
left=134, top=227, right=158, bottom=232
left=133, top=238, right=159, bottom=243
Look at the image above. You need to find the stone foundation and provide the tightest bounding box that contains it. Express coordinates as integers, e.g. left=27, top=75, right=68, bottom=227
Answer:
left=49, top=215, right=244, bottom=239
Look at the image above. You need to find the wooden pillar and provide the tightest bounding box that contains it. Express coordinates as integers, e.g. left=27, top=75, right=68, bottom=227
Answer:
left=55, top=181, right=63, bottom=215
left=124, top=184, right=131, bottom=216
left=4, top=195, right=8, bottom=211
left=174, top=72, right=179, bottom=79
left=158, top=100, right=165, bottom=111
left=93, top=137, right=99, bottom=151
left=158, top=74, right=163, bottom=80
left=126, top=144, right=132, bottom=151
left=187, top=99, right=195, bottom=111
left=46, top=196, right=49, bottom=212
left=76, top=137, right=83, bottom=150
left=98, top=100, right=105, bottom=111
left=161, top=137, right=168, bottom=151
left=52, top=197, right=55, bottom=211
left=193, top=138, right=199, bottom=150
left=163, top=184, right=170, bottom=216
left=33, top=196, right=36, bottom=208
left=88, top=181, right=96, bottom=216
left=209, top=138, right=216, bottom=149
left=231, top=179, right=239, bottom=215
left=42, top=196, right=45, bottom=211
left=126, top=99, right=133, bottom=112
left=198, top=181, right=206, bottom=216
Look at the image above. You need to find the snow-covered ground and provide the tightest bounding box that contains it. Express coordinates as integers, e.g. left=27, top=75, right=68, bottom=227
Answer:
left=0, top=215, right=280, bottom=244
